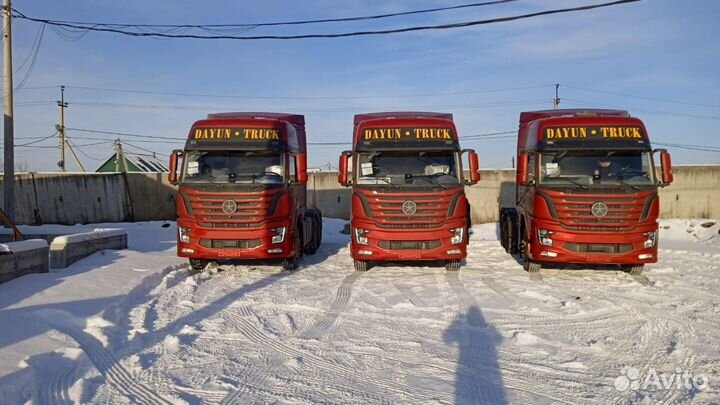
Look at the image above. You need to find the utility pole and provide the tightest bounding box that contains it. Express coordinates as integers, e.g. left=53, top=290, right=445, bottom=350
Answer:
left=553, top=83, right=560, bottom=110
left=56, top=85, right=68, bottom=172
left=2, top=0, right=15, bottom=222
left=114, top=139, right=127, bottom=172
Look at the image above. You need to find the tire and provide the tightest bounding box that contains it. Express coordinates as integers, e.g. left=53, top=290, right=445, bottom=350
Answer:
left=354, top=259, right=369, bottom=272
left=284, top=225, right=301, bottom=271
left=282, top=256, right=299, bottom=271
left=445, top=259, right=461, bottom=271
left=622, top=264, right=644, bottom=275
left=189, top=258, right=209, bottom=271
left=303, top=211, right=320, bottom=255
left=520, top=222, right=540, bottom=273
left=523, top=256, right=541, bottom=273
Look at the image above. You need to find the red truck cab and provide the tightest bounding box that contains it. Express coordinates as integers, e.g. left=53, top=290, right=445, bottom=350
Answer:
left=339, top=112, right=480, bottom=271
left=168, top=112, right=322, bottom=271
left=500, top=109, right=673, bottom=274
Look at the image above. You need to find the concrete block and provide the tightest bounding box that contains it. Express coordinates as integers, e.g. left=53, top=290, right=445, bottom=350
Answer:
left=50, top=229, right=128, bottom=269
left=0, top=239, right=50, bottom=284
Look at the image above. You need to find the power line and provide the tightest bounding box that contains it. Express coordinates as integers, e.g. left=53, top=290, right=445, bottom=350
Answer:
left=654, top=142, right=720, bottom=153
left=565, top=84, right=720, bottom=109
left=66, top=98, right=549, bottom=112
left=66, top=138, right=106, bottom=161
left=13, top=1, right=517, bottom=29
left=13, top=132, right=56, bottom=146
left=13, top=23, right=45, bottom=94
left=62, top=84, right=552, bottom=100
left=13, top=0, right=641, bottom=41
left=121, top=140, right=163, bottom=156
left=563, top=98, right=720, bottom=121
left=66, top=127, right=185, bottom=141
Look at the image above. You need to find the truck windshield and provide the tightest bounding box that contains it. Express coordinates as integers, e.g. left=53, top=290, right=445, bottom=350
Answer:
left=540, top=150, right=654, bottom=188
left=183, top=151, right=284, bottom=184
left=356, top=151, right=460, bottom=187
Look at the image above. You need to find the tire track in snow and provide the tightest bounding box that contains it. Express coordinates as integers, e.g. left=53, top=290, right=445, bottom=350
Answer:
left=299, top=271, right=363, bottom=340
left=220, top=310, right=451, bottom=403
left=393, top=282, right=427, bottom=307
left=37, top=362, right=74, bottom=405
left=49, top=325, right=175, bottom=405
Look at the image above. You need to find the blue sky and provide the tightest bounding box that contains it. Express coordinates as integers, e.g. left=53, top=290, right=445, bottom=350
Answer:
left=4, top=0, right=720, bottom=171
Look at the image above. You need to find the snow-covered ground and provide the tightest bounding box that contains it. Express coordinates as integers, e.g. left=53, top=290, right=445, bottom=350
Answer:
left=1, top=218, right=719, bottom=404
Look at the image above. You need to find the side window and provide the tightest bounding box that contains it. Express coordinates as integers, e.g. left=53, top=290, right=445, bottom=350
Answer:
left=289, top=154, right=296, bottom=182
left=527, top=153, right=536, bottom=182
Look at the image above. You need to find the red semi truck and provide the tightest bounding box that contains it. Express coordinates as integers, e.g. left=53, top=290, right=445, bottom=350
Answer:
left=338, top=112, right=480, bottom=271
left=168, top=112, right=322, bottom=271
left=500, top=109, right=673, bottom=274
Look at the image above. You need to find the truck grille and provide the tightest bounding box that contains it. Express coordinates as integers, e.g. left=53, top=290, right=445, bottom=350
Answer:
left=564, top=242, right=633, bottom=254
left=378, top=240, right=441, bottom=250
left=366, top=192, right=459, bottom=228
left=548, top=191, right=654, bottom=231
left=183, top=188, right=281, bottom=228
left=199, top=239, right=262, bottom=249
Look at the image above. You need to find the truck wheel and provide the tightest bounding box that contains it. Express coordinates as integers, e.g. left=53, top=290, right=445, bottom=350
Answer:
left=523, top=257, right=541, bottom=273
left=354, top=260, right=369, bottom=272
left=502, top=214, right=518, bottom=254
left=303, top=212, right=319, bottom=255
left=445, top=259, right=461, bottom=271
left=282, top=256, right=299, bottom=271
left=622, top=264, right=644, bottom=275
left=189, top=259, right=209, bottom=272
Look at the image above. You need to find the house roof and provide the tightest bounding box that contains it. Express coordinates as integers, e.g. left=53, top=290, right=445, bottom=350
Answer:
left=96, top=152, right=169, bottom=172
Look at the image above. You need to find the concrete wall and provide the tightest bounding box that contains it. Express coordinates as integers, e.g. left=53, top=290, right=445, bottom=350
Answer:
left=0, top=240, right=49, bottom=284
left=0, top=166, right=718, bottom=225
left=0, top=172, right=177, bottom=225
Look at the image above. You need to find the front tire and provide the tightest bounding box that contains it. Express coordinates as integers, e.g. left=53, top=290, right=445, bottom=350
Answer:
left=354, top=260, right=369, bottom=272
left=445, top=259, right=461, bottom=271
left=189, top=259, right=209, bottom=271
left=622, top=264, right=644, bottom=275
left=282, top=256, right=299, bottom=271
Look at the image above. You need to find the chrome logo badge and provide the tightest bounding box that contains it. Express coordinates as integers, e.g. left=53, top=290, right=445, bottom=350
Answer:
left=222, top=199, right=238, bottom=214
left=401, top=200, right=418, bottom=215
left=591, top=201, right=609, bottom=218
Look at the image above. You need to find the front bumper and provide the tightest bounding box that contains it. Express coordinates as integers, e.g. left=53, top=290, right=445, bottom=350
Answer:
left=176, top=219, right=295, bottom=260
left=528, top=222, right=658, bottom=265
left=350, top=219, right=467, bottom=262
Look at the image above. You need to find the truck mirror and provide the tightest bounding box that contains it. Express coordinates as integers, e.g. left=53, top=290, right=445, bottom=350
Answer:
left=660, top=149, right=673, bottom=185
left=466, top=150, right=480, bottom=185
left=338, top=151, right=351, bottom=186
left=296, top=153, right=308, bottom=183
left=168, top=150, right=181, bottom=185
left=516, top=153, right=529, bottom=185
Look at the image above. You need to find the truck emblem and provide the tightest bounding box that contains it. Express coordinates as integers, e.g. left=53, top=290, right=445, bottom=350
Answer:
left=222, top=199, right=238, bottom=214
left=401, top=200, right=418, bottom=215
left=591, top=201, right=609, bottom=218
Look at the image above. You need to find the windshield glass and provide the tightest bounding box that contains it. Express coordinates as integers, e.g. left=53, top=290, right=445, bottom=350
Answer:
left=356, top=151, right=460, bottom=187
left=182, top=150, right=284, bottom=184
left=540, top=150, right=654, bottom=188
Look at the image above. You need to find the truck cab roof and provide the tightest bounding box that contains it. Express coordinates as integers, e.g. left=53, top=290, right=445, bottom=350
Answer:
left=354, top=111, right=453, bottom=125
left=206, top=112, right=305, bottom=126
left=519, top=109, right=629, bottom=125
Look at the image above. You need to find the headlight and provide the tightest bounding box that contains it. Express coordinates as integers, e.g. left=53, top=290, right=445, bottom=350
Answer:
left=450, top=227, right=464, bottom=244
left=354, top=228, right=370, bottom=245
left=272, top=227, right=286, bottom=244
left=537, top=229, right=554, bottom=246
left=643, top=231, right=657, bottom=248
left=178, top=227, right=190, bottom=243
